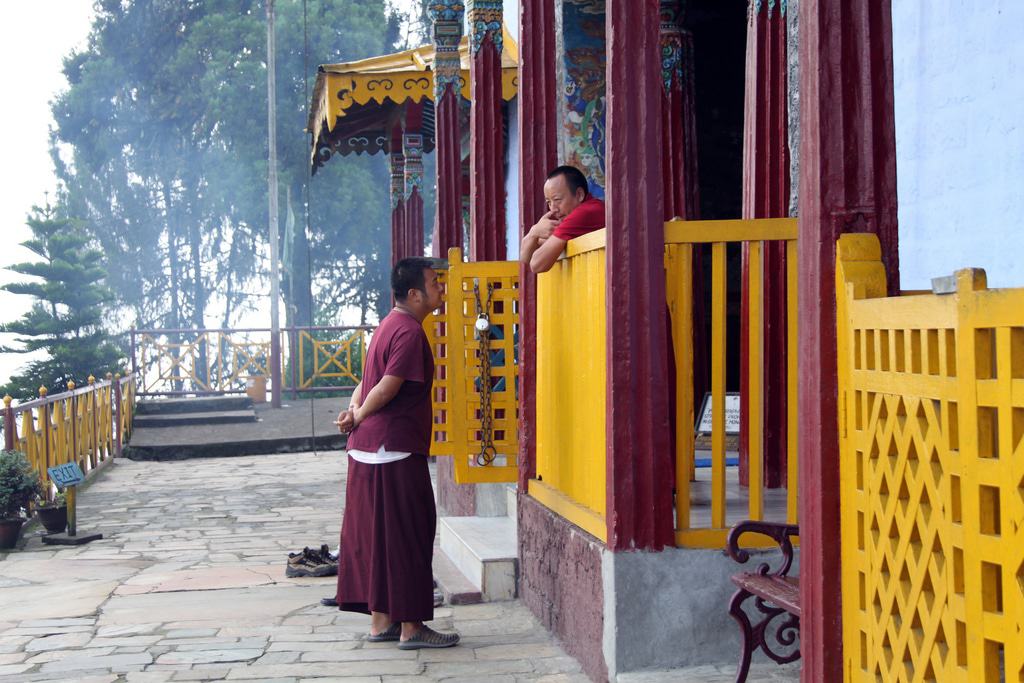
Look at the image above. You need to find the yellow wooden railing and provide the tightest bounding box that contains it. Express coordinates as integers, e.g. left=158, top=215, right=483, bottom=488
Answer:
left=131, top=326, right=370, bottom=396
left=837, top=233, right=1024, bottom=681
left=3, top=374, right=135, bottom=501
left=426, top=249, right=519, bottom=484
left=531, top=219, right=799, bottom=547
left=533, top=231, right=608, bottom=540
left=668, top=218, right=799, bottom=548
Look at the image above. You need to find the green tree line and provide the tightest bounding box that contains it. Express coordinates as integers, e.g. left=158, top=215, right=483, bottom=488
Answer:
left=3, top=0, right=434, bottom=399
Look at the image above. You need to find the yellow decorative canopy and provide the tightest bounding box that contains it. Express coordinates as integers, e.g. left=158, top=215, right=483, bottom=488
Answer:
left=308, top=27, right=518, bottom=169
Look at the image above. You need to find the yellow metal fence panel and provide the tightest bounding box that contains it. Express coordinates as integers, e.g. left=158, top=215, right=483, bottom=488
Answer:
left=428, top=249, right=519, bottom=484
left=533, top=244, right=607, bottom=541
left=838, top=233, right=1024, bottom=682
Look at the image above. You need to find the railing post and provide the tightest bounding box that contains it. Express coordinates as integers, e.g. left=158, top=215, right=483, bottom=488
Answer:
left=114, top=374, right=123, bottom=458
left=39, top=386, right=51, bottom=476
left=68, top=380, right=78, bottom=474
left=3, top=395, right=13, bottom=451
left=89, top=375, right=98, bottom=468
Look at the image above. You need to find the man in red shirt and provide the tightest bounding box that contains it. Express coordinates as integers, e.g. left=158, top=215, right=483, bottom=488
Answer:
left=334, top=258, right=459, bottom=650
left=519, top=165, right=605, bottom=273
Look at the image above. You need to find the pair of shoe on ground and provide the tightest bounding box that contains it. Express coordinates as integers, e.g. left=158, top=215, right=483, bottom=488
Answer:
left=286, top=544, right=337, bottom=578
left=367, top=622, right=460, bottom=650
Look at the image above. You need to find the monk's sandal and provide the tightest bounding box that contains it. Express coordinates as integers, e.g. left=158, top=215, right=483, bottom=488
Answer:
left=397, top=626, right=460, bottom=650
left=366, top=622, right=401, bottom=642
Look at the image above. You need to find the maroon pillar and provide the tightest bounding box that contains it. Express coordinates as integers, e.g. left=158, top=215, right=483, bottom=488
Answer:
left=389, top=124, right=406, bottom=266
left=468, top=0, right=506, bottom=262
left=659, top=0, right=706, bottom=452
left=605, top=0, right=674, bottom=551
left=517, top=0, right=558, bottom=492
left=740, top=0, right=790, bottom=488
left=404, top=103, right=426, bottom=258
left=798, top=0, right=898, bottom=679
left=429, top=2, right=466, bottom=258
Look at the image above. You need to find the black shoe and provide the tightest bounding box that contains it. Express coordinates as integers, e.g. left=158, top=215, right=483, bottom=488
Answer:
left=320, top=597, right=338, bottom=607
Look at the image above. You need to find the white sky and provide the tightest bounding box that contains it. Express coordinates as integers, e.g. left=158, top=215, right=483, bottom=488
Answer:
left=0, top=2, right=95, bottom=389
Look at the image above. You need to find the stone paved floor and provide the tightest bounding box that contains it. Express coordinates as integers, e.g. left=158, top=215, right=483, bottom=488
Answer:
left=0, top=452, right=796, bottom=682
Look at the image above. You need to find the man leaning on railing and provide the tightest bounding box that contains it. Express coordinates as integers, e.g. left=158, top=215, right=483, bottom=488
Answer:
left=519, top=165, right=605, bottom=274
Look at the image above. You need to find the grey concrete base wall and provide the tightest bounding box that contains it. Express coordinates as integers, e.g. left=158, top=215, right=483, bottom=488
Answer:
left=602, top=545, right=800, bottom=678
left=518, top=493, right=607, bottom=682
left=436, top=457, right=475, bottom=516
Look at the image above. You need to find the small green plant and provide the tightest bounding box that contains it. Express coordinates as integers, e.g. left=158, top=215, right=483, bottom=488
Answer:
left=38, top=489, right=67, bottom=508
left=0, top=450, right=43, bottom=520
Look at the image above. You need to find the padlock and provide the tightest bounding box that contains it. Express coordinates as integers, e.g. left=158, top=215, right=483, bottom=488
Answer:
left=475, top=315, right=490, bottom=333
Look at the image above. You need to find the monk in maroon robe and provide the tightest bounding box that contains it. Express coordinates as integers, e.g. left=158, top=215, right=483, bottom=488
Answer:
left=335, top=258, right=459, bottom=650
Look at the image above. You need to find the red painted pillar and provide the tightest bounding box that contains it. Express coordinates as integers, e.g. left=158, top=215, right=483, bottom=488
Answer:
left=798, top=0, right=898, bottom=679
left=605, top=0, right=674, bottom=551
left=659, top=0, right=705, bottom=457
left=740, top=0, right=791, bottom=488
left=468, top=0, right=506, bottom=262
left=517, top=0, right=558, bottom=492
left=404, top=103, right=426, bottom=258
left=389, top=124, right=406, bottom=266
left=429, top=1, right=466, bottom=258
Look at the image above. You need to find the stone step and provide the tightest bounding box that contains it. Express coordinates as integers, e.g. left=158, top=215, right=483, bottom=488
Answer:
left=432, top=544, right=482, bottom=606
left=439, top=516, right=517, bottom=602
left=133, top=410, right=258, bottom=428
left=135, top=396, right=254, bottom=415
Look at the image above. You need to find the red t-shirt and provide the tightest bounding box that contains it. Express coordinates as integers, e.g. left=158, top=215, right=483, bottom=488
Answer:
left=347, top=310, right=434, bottom=455
left=553, top=196, right=606, bottom=241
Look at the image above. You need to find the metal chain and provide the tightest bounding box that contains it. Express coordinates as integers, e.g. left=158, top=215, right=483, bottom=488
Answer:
left=473, top=280, right=497, bottom=466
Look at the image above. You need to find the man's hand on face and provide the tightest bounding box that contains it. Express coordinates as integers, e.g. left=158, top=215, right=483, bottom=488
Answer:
left=529, top=209, right=561, bottom=243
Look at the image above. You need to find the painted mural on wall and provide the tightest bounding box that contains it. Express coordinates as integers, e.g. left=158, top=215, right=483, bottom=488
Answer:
left=562, top=0, right=606, bottom=199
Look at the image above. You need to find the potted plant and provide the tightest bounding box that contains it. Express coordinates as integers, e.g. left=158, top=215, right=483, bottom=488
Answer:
left=35, top=489, right=68, bottom=535
left=0, top=450, right=43, bottom=550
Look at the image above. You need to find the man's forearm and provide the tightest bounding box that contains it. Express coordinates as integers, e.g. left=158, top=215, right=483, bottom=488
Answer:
left=350, top=382, right=363, bottom=409
left=519, top=233, right=541, bottom=266
left=354, top=375, right=402, bottom=423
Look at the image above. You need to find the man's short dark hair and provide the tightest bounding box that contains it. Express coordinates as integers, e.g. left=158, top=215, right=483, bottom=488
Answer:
left=392, top=257, right=434, bottom=302
left=547, top=165, right=589, bottom=197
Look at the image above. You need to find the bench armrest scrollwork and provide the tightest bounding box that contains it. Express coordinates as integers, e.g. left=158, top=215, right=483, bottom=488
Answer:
left=726, top=520, right=799, bottom=579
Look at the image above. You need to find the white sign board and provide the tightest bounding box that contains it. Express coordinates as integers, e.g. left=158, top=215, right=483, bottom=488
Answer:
left=696, top=393, right=741, bottom=434
left=47, top=462, right=85, bottom=488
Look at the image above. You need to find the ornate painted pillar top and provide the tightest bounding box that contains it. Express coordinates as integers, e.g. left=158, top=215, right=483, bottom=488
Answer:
left=403, top=133, right=424, bottom=199
left=428, top=0, right=466, bottom=99
left=660, top=0, right=691, bottom=94
left=389, top=126, right=405, bottom=210
left=751, top=0, right=787, bottom=17
left=467, top=0, right=503, bottom=57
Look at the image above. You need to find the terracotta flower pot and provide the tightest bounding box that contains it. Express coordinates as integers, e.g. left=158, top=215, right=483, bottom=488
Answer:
left=36, top=505, right=68, bottom=534
left=0, top=518, right=26, bottom=550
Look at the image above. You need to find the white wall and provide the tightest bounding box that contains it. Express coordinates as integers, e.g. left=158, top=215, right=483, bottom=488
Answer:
left=892, top=1, right=1024, bottom=289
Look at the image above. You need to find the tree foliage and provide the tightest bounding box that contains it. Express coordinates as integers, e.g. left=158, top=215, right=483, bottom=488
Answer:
left=1, top=205, right=123, bottom=400
left=50, top=0, right=419, bottom=335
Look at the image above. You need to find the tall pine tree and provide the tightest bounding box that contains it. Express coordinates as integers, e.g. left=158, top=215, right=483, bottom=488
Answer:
left=1, top=203, right=122, bottom=400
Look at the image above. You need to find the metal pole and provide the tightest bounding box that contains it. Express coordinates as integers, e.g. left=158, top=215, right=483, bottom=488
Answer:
left=266, top=0, right=283, bottom=408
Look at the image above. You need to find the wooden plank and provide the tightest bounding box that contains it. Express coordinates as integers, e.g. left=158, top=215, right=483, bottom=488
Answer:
left=786, top=240, right=799, bottom=524
left=748, top=241, right=764, bottom=521
left=711, top=242, right=727, bottom=529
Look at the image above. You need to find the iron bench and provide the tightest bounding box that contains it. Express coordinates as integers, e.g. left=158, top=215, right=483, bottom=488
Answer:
left=725, top=520, right=801, bottom=683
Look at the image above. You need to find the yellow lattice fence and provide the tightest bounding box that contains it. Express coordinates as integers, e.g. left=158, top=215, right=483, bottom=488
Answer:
left=425, top=249, right=519, bottom=484
left=838, top=234, right=1024, bottom=682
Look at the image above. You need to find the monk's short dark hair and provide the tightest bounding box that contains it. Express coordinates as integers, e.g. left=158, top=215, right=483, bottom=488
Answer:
left=547, top=165, right=589, bottom=197
left=392, top=257, right=434, bottom=302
